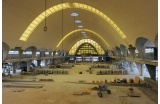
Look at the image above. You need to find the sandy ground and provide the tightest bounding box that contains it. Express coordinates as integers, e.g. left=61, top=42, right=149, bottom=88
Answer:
left=2, top=64, right=157, bottom=104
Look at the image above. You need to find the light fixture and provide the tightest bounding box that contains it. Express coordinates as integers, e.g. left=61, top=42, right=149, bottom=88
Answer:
left=75, top=20, right=81, bottom=23
left=44, top=0, right=47, bottom=32
left=81, top=32, right=85, bottom=34
left=78, top=25, right=83, bottom=28
left=71, top=13, right=78, bottom=17
left=82, top=33, right=86, bottom=36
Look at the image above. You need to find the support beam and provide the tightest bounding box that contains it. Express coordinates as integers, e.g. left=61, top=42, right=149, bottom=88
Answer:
left=145, top=64, right=156, bottom=81
left=128, top=61, right=133, bottom=72
left=32, top=50, right=36, bottom=58
left=27, top=61, right=32, bottom=71
left=128, top=45, right=136, bottom=58
left=135, top=63, right=143, bottom=76
left=122, top=61, right=128, bottom=69
left=40, top=51, right=45, bottom=58
left=18, top=50, right=23, bottom=59
left=37, top=60, right=41, bottom=67
left=45, top=59, right=49, bottom=66
left=12, top=62, right=18, bottom=74
left=2, top=49, right=9, bottom=60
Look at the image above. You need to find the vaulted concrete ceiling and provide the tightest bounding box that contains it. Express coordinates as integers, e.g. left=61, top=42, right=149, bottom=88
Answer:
left=2, top=0, right=158, bottom=51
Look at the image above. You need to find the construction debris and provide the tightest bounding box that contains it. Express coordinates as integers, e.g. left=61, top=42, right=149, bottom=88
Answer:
left=73, top=89, right=91, bottom=95
left=119, top=96, right=128, bottom=104
left=91, top=87, right=99, bottom=90
left=79, top=80, right=86, bottom=83
left=13, top=89, right=25, bottom=92
left=83, top=90, right=91, bottom=95
left=73, top=92, right=83, bottom=95
left=127, top=92, right=141, bottom=97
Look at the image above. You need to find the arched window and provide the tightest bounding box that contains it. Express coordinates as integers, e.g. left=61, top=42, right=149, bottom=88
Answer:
left=69, top=39, right=105, bottom=55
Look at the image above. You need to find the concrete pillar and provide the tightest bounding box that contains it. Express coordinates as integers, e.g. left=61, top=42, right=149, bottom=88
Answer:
left=145, top=64, right=156, bottom=81
left=136, top=62, right=143, bottom=76
left=53, top=51, right=56, bottom=57
left=50, top=58, right=53, bottom=64
left=74, top=57, right=76, bottom=63
left=45, top=59, right=49, bottom=66
left=19, top=50, right=23, bottom=59
left=122, top=61, right=128, bottom=69
left=116, top=50, right=121, bottom=57
left=37, top=60, right=41, bottom=66
left=49, top=52, right=52, bottom=57
left=111, top=51, right=115, bottom=56
left=128, top=61, right=133, bottom=72
left=48, top=59, right=51, bottom=65
left=154, top=48, right=158, bottom=60
left=2, top=49, right=9, bottom=60
left=40, top=51, right=45, bottom=58
left=61, top=58, right=64, bottom=63
left=12, top=62, right=18, bottom=74
left=27, top=61, right=32, bottom=71
left=59, top=58, right=61, bottom=64
left=99, top=57, right=102, bottom=62
left=128, top=45, right=136, bottom=58
left=32, top=50, right=36, bottom=58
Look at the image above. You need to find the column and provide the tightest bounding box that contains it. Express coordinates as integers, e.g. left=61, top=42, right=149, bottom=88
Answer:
left=111, top=51, right=115, bottom=56
left=99, top=57, right=102, bottom=62
left=19, top=50, right=23, bottom=59
left=136, top=62, right=143, bottom=76
left=145, top=64, right=156, bottom=81
left=37, top=60, right=41, bottom=66
left=74, top=57, right=76, bottom=63
left=50, top=58, right=53, bottom=64
left=53, top=51, right=56, bottom=57
left=2, top=49, right=9, bottom=60
left=122, top=61, right=128, bottom=69
left=27, top=60, right=32, bottom=71
left=12, top=62, right=18, bottom=74
left=128, top=45, right=136, bottom=58
left=128, top=61, right=133, bottom=72
left=32, top=50, right=36, bottom=58
left=45, top=59, right=49, bottom=66
left=154, top=48, right=158, bottom=60
left=40, top=51, right=45, bottom=58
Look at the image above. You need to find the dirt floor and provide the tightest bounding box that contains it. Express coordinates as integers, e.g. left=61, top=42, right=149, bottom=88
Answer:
left=2, top=64, right=157, bottom=104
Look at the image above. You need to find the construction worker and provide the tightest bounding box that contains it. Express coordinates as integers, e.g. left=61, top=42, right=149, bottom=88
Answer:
left=99, top=82, right=108, bottom=91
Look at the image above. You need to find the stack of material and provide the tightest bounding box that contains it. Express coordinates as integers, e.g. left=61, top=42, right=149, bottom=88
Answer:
left=73, top=89, right=91, bottom=95
left=39, top=79, right=54, bottom=82
left=83, top=90, right=92, bottom=95
left=134, top=76, right=140, bottom=83
left=13, top=89, right=25, bottom=92
left=127, top=92, right=141, bottom=97
left=91, top=87, right=99, bottom=90
left=127, top=87, right=141, bottom=97
left=129, top=78, right=134, bottom=83
left=79, top=80, right=86, bottom=83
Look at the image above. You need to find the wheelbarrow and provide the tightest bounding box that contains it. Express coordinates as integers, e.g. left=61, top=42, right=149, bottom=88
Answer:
left=97, top=83, right=111, bottom=98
